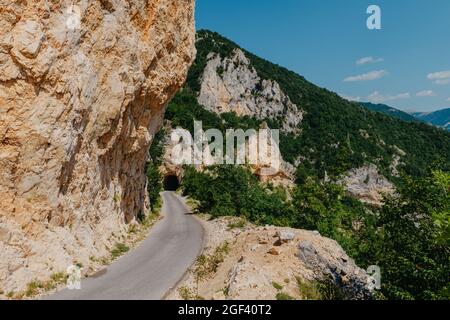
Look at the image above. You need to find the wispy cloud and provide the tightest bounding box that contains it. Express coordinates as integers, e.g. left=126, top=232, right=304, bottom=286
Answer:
left=427, top=70, right=450, bottom=85
left=356, top=56, right=384, bottom=65
left=435, top=79, right=450, bottom=85
left=344, top=70, right=388, bottom=82
left=368, top=91, right=410, bottom=103
left=447, top=98, right=450, bottom=102
left=416, top=90, right=436, bottom=97
left=340, top=94, right=361, bottom=102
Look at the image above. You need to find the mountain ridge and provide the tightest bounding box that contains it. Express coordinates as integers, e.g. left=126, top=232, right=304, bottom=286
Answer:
left=412, top=108, right=450, bottom=131
left=359, top=102, right=418, bottom=123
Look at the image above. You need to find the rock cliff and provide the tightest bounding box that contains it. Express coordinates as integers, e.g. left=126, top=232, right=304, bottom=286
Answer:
left=0, top=0, right=195, bottom=292
left=340, top=165, right=395, bottom=206
left=198, top=49, right=303, bottom=134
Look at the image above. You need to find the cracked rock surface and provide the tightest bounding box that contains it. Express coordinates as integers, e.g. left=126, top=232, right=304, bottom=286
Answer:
left=0, top=0, right=195, bottom=292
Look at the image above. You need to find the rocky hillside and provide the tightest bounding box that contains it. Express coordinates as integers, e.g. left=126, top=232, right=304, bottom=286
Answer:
left=168, top=30, right=450, bottom=182
left=0, top=0, right=195, bottom=292
left=198, top=49, right=303, bottom=133
left=168, top=216, right=373, bottom=300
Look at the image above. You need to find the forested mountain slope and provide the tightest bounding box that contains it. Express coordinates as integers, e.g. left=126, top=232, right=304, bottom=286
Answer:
left=360, top=102, right=418, bottom=123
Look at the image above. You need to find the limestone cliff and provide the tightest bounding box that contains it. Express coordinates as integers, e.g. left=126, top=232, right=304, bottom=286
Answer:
left=198, top=49, right=303, bottom=134
left=0, top=0, right=195, bottom=292
left=339, top=165, right=395, bottom=206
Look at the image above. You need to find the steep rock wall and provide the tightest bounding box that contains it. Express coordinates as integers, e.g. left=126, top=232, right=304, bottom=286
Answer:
left=198, top=49, right=303, bottom=134
left=0, top=0, right=195, bottom=291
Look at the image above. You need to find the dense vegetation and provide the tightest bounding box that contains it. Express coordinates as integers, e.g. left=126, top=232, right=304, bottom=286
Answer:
left=370, top=170, right=450, bottom=299
left=182, top=165, right=450, bottom=300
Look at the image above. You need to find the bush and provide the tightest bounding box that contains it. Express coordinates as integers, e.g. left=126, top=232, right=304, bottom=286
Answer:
left=110, top=243, right=129, bottom=260
left=276, top=292, right=295, bottom=300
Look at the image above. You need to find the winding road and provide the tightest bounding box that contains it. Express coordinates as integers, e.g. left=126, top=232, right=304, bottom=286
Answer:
left=46, top=191, right=204, bottom=300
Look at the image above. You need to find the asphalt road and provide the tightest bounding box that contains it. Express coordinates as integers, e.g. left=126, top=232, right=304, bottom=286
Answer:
left=45, top=191, right=204, bottom=300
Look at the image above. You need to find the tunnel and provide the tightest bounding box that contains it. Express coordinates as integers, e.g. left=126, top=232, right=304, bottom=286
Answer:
left=163, top=174, right=180, bottom=191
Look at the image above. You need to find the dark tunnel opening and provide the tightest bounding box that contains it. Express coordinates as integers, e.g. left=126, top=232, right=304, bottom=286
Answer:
left=163, top=174, right=180, bottom=191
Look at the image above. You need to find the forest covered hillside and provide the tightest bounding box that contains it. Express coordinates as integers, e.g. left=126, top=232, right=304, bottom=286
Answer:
left=359, top=102, right=418, bottom=123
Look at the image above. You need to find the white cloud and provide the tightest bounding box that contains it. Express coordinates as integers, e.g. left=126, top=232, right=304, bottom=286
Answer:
left=427, top=70, right=450, bottom=85
left=340, top=94, right=361, bottom=102
left=434, top=79, right=450, bottom=85
left=356, top=56, right=384, bottom=65
left=344, top=70, right=388, bottom=82
left=368, top=91, right=410, bottom=103
left=447, top=98, right=450, bottom=102
left=416, top=90, right=436, bottom=97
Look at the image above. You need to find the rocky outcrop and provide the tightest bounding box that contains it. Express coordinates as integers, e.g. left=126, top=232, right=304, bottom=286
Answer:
left=0, top=0, right=195, bottom=292
left=168, top=217, right=373, bottom=300
left=198, top=49, right=303, bottom=134
left=340, top=164, right=395, bottom=206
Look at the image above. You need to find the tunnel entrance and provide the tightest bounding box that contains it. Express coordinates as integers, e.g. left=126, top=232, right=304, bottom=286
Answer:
left=164, top=174, right=180, bottom=191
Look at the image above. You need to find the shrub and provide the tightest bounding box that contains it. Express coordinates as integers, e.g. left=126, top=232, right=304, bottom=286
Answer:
left=272, top=282, right=283, bottom=290
left=276, top=292, right=295, bottom=300
left=110, top=243, right=130, bottom=260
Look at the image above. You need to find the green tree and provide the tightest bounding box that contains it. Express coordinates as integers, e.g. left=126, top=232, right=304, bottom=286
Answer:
left=373, top=170, right=450, bottom=299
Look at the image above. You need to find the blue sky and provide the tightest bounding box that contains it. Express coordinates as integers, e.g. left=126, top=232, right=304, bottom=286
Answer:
left=196, top=0, right=450, bottom=112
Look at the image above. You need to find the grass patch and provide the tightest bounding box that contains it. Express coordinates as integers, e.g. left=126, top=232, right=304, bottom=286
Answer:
left=113, top=193, right=121, bottom=203
left=140, top=210, right=160, bottom=229
left=25, top=281, right=43, bottom=297
left=194, top=241, right=230, bottom=282
left=296, top=276, right=343, bottom=300
left=110, top=243, right=130, bottom=260
left=276, top=292, right=295, bottom=300
left=50, top=272, right=68, bottom=284
left=315, top=276, right=344, bottom=300
left=227, top=218, right=247, bottom=230
left=178, top=286, right=204, bottom=300
left=272, top=281, right=283, bottom=291
left=297, top=277, right=322, bottom=300
left=186, top=197, right=200, bottom=211
left=17, top=272, right=70, bottom=298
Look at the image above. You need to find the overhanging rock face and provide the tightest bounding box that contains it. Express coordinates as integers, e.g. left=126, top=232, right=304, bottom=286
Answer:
left=0, top=0, right=196, bottom=292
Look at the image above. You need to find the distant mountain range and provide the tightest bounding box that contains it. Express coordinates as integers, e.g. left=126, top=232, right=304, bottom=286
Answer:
left=360, top=102, right=418, bottom=122
left=412, top=109, right=450, bottom=131
left=360, top=102, right=450, bottom=131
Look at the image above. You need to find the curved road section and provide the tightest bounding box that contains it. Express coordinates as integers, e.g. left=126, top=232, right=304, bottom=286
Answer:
left=46, top=191, right=203, bottom=300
